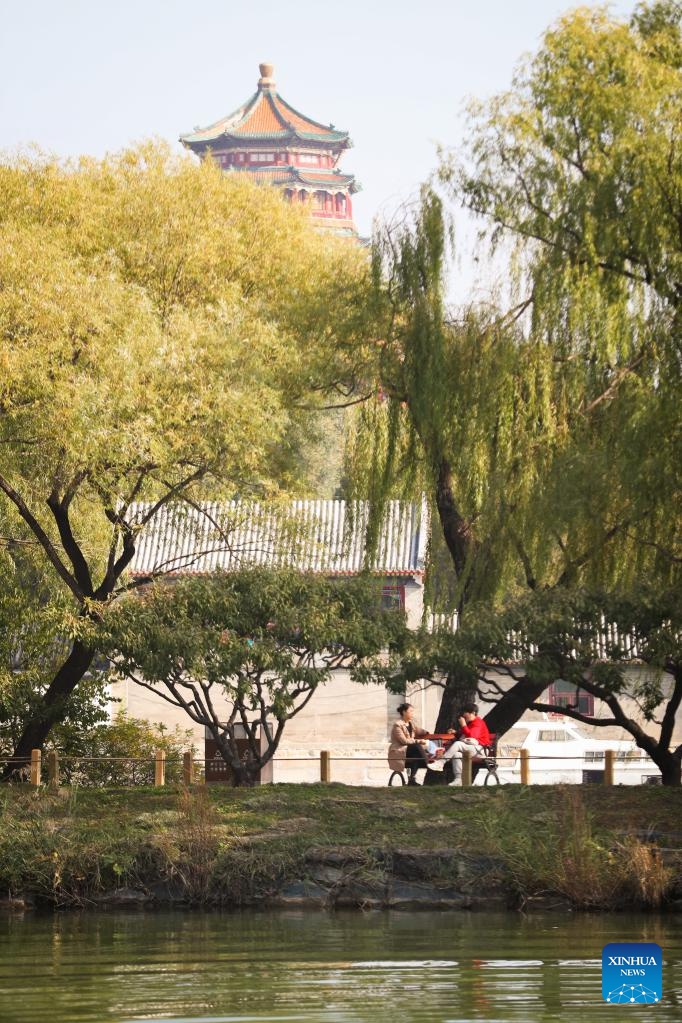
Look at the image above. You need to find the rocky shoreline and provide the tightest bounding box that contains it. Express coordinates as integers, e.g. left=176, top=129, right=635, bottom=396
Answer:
left=2, top=784, right=681, bottom=914
left=4, top=844, right=682, bottom=915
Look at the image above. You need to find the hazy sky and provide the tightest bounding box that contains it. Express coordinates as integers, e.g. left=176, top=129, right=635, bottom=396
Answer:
left=1, top=0, right=633, bottom=240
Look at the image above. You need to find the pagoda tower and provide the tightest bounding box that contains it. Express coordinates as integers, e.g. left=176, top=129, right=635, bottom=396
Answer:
left=180, top=63, right=359, bottom=236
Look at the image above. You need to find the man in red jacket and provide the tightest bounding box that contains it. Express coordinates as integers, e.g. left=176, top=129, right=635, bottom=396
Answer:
left=439, top=703, right=491, bottom=786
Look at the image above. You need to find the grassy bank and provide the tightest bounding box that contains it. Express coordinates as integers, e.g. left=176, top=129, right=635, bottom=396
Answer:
left=1, top=783, right=680, bottom=912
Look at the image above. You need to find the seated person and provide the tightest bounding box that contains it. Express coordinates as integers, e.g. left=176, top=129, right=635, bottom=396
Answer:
left=388, top=702, right=430, bottom=785
left=439, top=703, right=492, bottom=786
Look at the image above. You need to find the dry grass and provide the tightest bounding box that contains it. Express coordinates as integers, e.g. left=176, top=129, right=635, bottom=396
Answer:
left=475, top=786, right=677, bottom=909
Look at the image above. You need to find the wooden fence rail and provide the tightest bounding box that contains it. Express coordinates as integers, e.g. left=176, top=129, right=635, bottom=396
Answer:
left=13, top=746, right=638, bottom=788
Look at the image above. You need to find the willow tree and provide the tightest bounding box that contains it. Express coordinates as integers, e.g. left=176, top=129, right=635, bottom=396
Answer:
left=448, top=0, right=682, bottom=734
left=347, top=191, right=563, bottom=728
left=0, top=142, right=374, bottom=776
left=454, top=1, right=681, bottom=318
left=447, top=0, right=682, bottom=580
left=349, top=1, right=681, bottom=732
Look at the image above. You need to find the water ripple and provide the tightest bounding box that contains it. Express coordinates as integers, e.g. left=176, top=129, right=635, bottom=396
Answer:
left=0, top=910, right=679, bottom=1023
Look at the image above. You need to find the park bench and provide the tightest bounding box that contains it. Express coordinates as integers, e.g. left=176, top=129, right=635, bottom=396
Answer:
left=388, top=733, right=500, bottom=786
left=470, top=733, right=500, bottom=785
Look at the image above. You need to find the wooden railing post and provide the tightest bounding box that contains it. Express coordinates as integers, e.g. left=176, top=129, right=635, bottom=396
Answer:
left=605, top=750, right=615, bottom=785
left=30, top=749, right=41, bottom=787
left=47, top=750, right=59, bottom=788
left=183, top=750, right=194, bottom=786
left=462, top=750, right=473, bottom=787
left=520, top=748, right=530, bottom=785
left=155, top=750, right=166, bottom=787
left=320, top=750, right=331, bottom=783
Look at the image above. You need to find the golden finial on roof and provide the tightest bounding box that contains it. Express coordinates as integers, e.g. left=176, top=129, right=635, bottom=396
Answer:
left=258, top=63, right=276, bottom=90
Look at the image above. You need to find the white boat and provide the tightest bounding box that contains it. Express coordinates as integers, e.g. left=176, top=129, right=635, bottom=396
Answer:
left=495, top=717, right=661, bottom=785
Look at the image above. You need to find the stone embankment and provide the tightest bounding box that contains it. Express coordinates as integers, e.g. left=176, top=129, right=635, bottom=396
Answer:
left=272, top=847, right=511, bottom=911
left=31, top=843, right=681, bottom=915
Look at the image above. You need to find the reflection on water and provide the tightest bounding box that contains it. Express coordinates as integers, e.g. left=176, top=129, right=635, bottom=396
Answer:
left=0, top=909, right=680, bottom=1023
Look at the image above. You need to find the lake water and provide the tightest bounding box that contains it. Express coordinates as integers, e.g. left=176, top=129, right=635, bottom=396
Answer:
left=0, top=909, right=680, bottom=1022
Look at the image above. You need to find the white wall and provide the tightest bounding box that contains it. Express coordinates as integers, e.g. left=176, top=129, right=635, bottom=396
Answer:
left=109, top=670, right=407, bottom=786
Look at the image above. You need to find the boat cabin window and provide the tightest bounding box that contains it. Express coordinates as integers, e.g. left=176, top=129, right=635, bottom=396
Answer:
left=537, top=729, right=572, bottom=741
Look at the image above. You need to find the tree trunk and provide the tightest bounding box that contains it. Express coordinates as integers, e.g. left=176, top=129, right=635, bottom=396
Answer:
left=228, top=760, right=260, bottom=787
left=227, top=762, right=263, bottom=787
left=435, top=459, right=477, bottom=615
left=1, top=639, right=94, bottom=781
left=481, top=675, right=550, bottom=739
left=213, top=736, right=263, bottom=788
left=434, top=667, right=478, bottom=732
left=656, top=750, right=681, bottom=787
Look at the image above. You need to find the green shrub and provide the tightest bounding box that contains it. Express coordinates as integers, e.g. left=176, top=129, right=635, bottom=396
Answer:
left=56, top=711, right=195, bottom=786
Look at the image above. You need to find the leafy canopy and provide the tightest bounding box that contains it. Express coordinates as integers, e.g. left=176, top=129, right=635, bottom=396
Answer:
left=97, top=569, right=408, bottom=784
left=353, top=2, right=681, bottom=612
left=443, top=0, right=682, bottom=591
left=0, top=141, right=373, bottom=605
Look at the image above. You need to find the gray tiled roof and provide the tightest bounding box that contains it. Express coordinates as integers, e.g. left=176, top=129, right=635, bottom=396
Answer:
left=129, top=499, right=427, bottom=578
